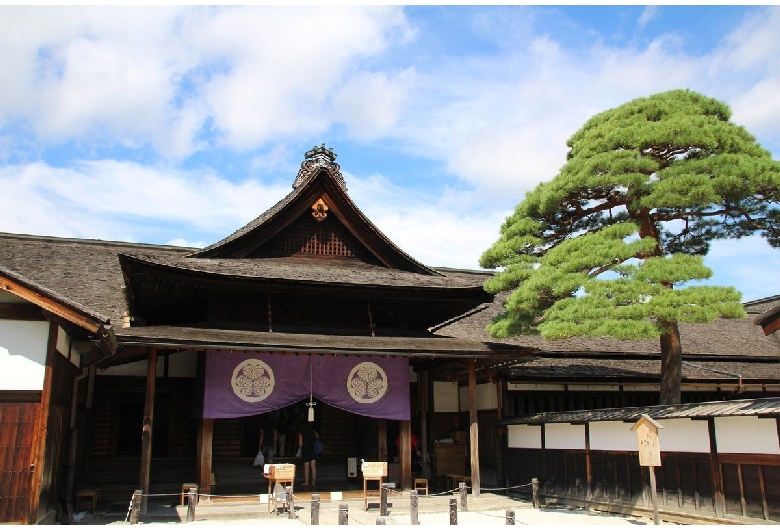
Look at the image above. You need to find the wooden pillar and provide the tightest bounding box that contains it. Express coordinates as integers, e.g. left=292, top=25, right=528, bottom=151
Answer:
left=468, top=359, right=480, bottom=497
left=24, top=321, right=57, bottom=524
left=378, top=419, right=387, bottom=462
left=197, top=419, right=213, bottom=497
left=419, top=370, right=429, bottom=480
left=140, top=348, right=157, bottom=515
left=495, top=380, right=504, bottom=485
left=400, top=419, right=411, bottom=490
left=708, top=418, right=724, bottom=517
left=585, top=423, right=592, bottom=500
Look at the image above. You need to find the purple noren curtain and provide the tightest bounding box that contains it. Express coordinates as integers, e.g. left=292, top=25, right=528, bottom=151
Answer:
left=203, top=351, right=410, bottom=420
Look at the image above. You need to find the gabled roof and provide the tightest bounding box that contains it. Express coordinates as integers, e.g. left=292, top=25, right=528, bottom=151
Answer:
left=191, top=145, right=437, bottom=275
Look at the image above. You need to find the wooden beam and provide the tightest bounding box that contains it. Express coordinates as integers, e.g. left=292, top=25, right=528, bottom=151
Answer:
left=25, top=322, right=57, bottom=524
left=139, top=348, right=157, bottom=515
left=761, top=318, right=780, bottom=336
left=468, top=358, right=480, bottom=497
left=0, top=276, right=103, bottom=333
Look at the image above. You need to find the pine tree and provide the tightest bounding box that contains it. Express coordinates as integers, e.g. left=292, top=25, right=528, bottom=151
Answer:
left=480, top=89, right=780, bottom=404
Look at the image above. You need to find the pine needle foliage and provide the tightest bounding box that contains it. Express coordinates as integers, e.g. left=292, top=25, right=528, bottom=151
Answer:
left=480, top=89, right=780, bottom=404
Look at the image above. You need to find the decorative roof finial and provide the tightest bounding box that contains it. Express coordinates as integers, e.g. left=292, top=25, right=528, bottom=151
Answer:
left=304, top=143, right=337, bottom=163
left=293, top=143, right=346, bottom=191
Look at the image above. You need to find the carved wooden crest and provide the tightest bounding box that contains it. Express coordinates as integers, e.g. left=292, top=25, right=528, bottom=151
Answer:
left=312, top=198, right=329, bottom=221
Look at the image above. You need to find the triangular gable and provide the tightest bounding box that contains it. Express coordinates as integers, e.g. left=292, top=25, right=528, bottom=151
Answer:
left=191, top=146, right=438, bottom=275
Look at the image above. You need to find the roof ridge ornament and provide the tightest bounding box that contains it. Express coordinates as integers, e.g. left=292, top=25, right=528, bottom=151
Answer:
left=293, top=143, right=347, bottom=191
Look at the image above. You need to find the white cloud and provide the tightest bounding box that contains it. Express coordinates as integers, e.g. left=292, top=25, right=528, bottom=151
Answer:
left=0, top=160, right=289, bottom=244
left=347, top=171, right=509, bottom=269
left=0, top=6, right=411, bottom=157
left=331, top=70, right=416, bottom=140
left=638, top=6, right=660, bottom=29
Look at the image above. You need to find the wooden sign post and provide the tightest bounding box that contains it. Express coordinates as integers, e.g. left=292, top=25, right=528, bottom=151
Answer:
left=631, top=414, right=663, bottom=525
left=361, top=461, right=388, bottom=511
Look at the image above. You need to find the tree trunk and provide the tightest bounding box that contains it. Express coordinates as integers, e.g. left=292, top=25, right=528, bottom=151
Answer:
left=659, top=320, right=682, bottom=405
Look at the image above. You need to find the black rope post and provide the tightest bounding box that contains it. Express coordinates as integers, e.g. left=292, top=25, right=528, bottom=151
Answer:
left=311, top=493, right=320, bottom=525
left=129, top=489, right=142, bottom=524
left=505, top=508, right=515, bottom=525
left=532, top=478, right=540, bottom=509
left=286, top=486, right=294, bottom=519
left=380, top=483, right=388, bottom=516
left=459, top=482, right=467, bottom=511
left=338, top=502, right=349, bottom=525
left=410, top=490, right=419, bottom=525
left=449, top=497, right=457, bottom=525
left=186, top=488, right=196, bottom=522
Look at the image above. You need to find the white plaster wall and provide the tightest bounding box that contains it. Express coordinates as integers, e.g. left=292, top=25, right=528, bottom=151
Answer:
left=458, top=382, right=498, bottom=411
left=100, top=359, right=162, bottom=377
left=0, top=291, right=25, bottom=303
left=434, top=381, right=459, bottom=412
left=590, top=421, right=638, bottom=451
left=0, top=320, right=49, bottom=390
left=56, top=326, right=80, bottom=367
left=508, top=425, right=542, bottom=449
left=545, top=423, right=586, bottom=450
left=656, top=418, right=710, bottom=453
left=715, top=416, right=780, bottom=455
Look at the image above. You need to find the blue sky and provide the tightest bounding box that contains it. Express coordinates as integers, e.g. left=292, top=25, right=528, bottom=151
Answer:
left=1, top=6, right=779, bottom=303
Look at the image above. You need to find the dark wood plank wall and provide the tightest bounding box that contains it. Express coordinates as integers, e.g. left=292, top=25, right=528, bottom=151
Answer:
left=89, top=376, right=197, bottom=458
left=507, top=447, right=780, bottom=523
left=213, top=418, right=242, bottom=457
left=35, top=350, right=78, bottom=523
left=0, top=403, right=36, bottom=523
left=319, top=405, right=356, bottom=457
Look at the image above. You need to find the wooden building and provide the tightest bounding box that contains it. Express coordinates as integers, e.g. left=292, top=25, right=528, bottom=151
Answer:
left=0, top=146, right=536, bottom=524
left=2, top=146, right=779, bottom=524
left=500, top=397, right=780, bottom=524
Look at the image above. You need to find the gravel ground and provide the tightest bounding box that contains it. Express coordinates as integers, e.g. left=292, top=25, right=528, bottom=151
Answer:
left=78, top=492, right=670, bottom=527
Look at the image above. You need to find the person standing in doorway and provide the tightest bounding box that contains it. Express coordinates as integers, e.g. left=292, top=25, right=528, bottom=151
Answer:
left=258, top=413, right=278, bottom=464
left=298, top=423, right=319, bottom=487
left=276, top=408, right=289, bottom=457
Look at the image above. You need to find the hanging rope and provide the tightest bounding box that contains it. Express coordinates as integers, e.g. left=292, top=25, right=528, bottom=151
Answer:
left=307, top=356, right=316, bottom=421
left=367, top=301, right=376, bottom=338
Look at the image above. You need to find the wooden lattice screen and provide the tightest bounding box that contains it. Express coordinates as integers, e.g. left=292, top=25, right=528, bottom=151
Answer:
left=250, top=215, right=381, bottom=264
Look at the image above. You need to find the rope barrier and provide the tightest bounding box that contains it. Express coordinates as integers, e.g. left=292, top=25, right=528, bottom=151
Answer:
left=123, top=480, right=533, bottom=500
left=124, top=492, right=134, bottom=523
left=118, top=481, right=541, bottom=526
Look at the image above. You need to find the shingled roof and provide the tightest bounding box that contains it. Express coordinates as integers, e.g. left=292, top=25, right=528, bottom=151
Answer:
left=499, top=396, right=780, bottom=425
left=434, top=292, right=780, bottom=359
left=0, top=232, right=190, bottom=326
